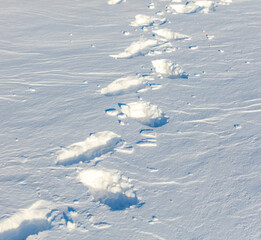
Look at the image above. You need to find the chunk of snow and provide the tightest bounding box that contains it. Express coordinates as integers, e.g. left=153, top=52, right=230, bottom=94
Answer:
left=100, top=76, right=146, bottom=96
left=119, top=101, right=168, bottom=127
left=107, top=0, right=125, bottom=5
left=78, top=168, right=138, bottom=210
left=153, top=28, right=190, bottom=41
left=56, top=131, right=121, bottom=165
left=152, top=59, right=188, bottom=78
left=0, top=200, right=54, bottom=240
left=130, top=14, right=165, bottom=27
left=110, top=39, right=159, bottom=59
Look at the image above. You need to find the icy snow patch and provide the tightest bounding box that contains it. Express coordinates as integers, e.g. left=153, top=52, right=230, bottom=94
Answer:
left=119, top=101, right=168, bottom=127
left=100, top=76, right=147, bottom=96
left=56, top=131, right=121, bottom=165
left=110, top=39, right=174, bottom=59
left=152, top=59, right=187, bottom=78
left=0, top=200, right=54, bottom=240
left=153, top=28, right=190, bottom=41
left=78, top=169, right=138, bottom=210
left=107, top=0, right=125, bottom=5
left=130, top=14, right=165, bottom=27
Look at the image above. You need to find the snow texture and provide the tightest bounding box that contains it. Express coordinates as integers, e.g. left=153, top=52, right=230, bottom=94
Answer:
left=153, top=28, right=190, bottom=41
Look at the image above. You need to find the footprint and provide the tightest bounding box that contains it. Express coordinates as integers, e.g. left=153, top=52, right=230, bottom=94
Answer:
left=148, top=215, right=160, bottom=225
left=56, top=131, right=122, bottom=165
left=110, top=38, right=175, bottom=59
left=107, top=0, right=125, bottom=5
left=152, top=59, right=188, bottom=79
left=130, top=14, right=166, bottom=28
left=153, top=28, right=191, bottom=41
left=100, top=75, right=149, bottom=96
left=105, top=108, right=119, bottom=116
left=118, top=101, right=169, bottom=127
left=78, top=168, right=139, bottom=211
left=0, top=200, right=56, bottom=240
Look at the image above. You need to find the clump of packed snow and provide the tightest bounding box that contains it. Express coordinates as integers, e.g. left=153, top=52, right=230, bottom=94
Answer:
left=152, top=59, right=187, bottom=78
left=107, top=0, right=125, bottom=5
left=110, top=39, right=175, bottom=59
left=100, top=76, right=148, bottom=96
left=153, top=28, right=190, bottom=41
left=169, top=0, right=216, bottom=14
left=110, top=39, right=159, bottom=59
left=78, top=168, right=138, bottom=210
left=56, top=131, right=121, bottom=165
left=119, top=101, right=168, bottom=127
left=0, top=200, right=54, bottom=240
left=130, top=14, right=165, bottom=27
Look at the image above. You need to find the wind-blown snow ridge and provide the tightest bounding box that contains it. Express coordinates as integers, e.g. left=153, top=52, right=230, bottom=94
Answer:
left=0, top=200, right=54, bottom=240
left=56, top=131, right=121, bottom=165
left=78, top=168, right=138, bottom=210
left=100, top=75, right=148, bottom=96
left=119, top=101, right=168, bottom=127
left=110, top=39, right=174, bottom=59
left=152, top=59, right=188, bottom=78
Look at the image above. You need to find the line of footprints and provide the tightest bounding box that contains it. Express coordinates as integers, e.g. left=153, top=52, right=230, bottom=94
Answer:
left=0, top=0, right=233, bottom=238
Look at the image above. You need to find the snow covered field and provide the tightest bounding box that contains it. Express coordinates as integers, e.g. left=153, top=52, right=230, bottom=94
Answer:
left=0, top=0, right=261, bottom=239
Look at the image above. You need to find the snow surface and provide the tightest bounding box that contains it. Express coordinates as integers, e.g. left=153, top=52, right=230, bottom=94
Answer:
left=1, top=0, right=261, bottom=239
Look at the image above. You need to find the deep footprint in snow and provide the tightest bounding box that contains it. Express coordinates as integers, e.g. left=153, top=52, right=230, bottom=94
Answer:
left=0, top=200, right=56, bottom=240
left=78, top=168, right=138, bottom=210
left=137, top=129, right=157, bottom=147
left=56, top=131, right=122, bottom=165
left=118, top=101, right=168, bottom=127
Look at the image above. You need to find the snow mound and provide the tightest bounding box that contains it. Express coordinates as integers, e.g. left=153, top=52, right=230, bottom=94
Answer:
left=169, top=0, right=216, bottom=14
left=78, top=169, right=138, bottom=210
left=107, top=0, right=125, bottom=5
left=110, top=39, right=175, bottom=59
left=100, top=76, right=147, bottom=96
left=152, top=59, right=188, bottom=78
left=110, top=39, right=159, bottom=59
left=56, top=131, right=121, bottom=165
left=119, top=101, right=168, bottom=127
left=130, top=14, right=165, bottom=27
left=0, top=200, right=54, bottom=240
left=153, top=28, right=190, bottom=41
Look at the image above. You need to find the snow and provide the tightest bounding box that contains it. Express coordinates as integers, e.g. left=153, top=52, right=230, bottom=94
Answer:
left=152, top=59, right=188, bottom=78
left=100, top=75, right=147, bottom=96
left=56, top=131, right=121, bottom=165
left=1, top=0, right=261, bottom=239
left=78, top=168, right=138, bottom=210
left=0, top=201, right=54, bottom=240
